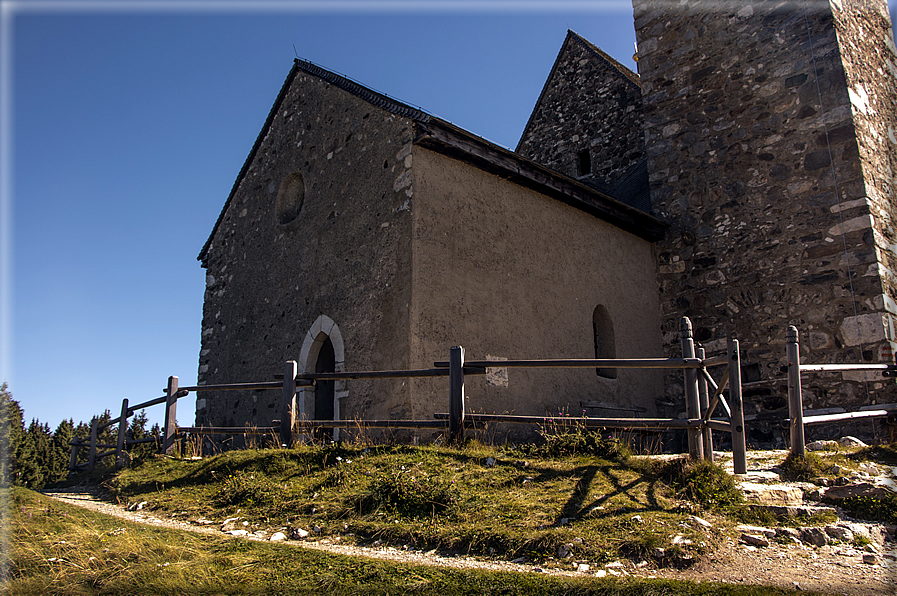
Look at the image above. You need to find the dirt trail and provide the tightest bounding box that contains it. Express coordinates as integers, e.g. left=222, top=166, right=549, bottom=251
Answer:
left=42, top=449, right=897, bottom=595
left=42, top=486, right=893, bottom=596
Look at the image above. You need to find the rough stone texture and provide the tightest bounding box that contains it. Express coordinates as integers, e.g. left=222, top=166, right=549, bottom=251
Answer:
left=800, top=526, right=830, bottom=547
left=833, top=0, right=897, bottom=324
left=807, top=440, right=841, bottom=451
left=197, top=67, right=417, bottom=432
left=736, top=524, right=777, bottom=538
left=517, top=31, right=648, bottom=209
left=825, top=525, right=854, bottom=542
left=741, top=533, right=771, bottom=547
left=823, top=481, right=895, bottom=500
left=632, top=0, right=897, bottom=444
left=838, top=435, right=868, bottom=447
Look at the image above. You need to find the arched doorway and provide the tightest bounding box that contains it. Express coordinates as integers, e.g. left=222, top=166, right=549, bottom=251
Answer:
left=314, top=336, right=336, bottom=424
left=298, top=315, right=346, bottom=440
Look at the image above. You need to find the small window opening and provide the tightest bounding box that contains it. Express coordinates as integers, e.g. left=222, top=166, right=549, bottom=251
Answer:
left=577, top=149, right=592, bottom=176
left=593, top=305, right=617, bottom=379
left=275, top=171, right=305, bottom=225
left=618, top=90, right=630, bottom=108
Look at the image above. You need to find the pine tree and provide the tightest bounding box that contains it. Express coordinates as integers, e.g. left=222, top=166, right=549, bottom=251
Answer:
left=72, top=420, right=91, bottom=468
left=15, top=421, right=42, bottom=488
left=50, top=419, right=74, bottom=483
left=127, top=409, right=159, bottom=465
left=0, top=383, right=24, bottom=487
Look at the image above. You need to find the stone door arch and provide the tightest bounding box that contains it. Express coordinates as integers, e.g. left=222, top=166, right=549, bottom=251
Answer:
left=298, top=315, right=346, bottom=439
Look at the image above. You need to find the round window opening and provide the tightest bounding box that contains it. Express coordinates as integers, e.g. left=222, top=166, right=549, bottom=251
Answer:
left=275, top=172, right=306, bottom=225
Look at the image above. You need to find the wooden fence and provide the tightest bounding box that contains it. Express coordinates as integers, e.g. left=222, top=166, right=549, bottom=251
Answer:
left=785, top=325, right=897, bottom=457
left=70, top=316, right=747, bottom=474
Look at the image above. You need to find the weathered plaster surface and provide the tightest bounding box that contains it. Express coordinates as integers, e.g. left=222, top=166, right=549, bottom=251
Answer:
left=408, top=147, right=663, bottom=432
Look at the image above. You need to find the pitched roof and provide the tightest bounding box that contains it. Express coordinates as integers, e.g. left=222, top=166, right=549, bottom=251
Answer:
left=198, top=59, right=432, bottom=262
left=198, top=57, right=663, bottom=263
left=568, top=30, right=640, bottom=88
left=516, top=30, right=640, bottom=156
left=415, top=119, right=664, bottom=242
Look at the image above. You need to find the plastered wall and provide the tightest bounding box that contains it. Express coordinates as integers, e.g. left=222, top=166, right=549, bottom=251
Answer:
left=407, top=147, right=664, bottom=432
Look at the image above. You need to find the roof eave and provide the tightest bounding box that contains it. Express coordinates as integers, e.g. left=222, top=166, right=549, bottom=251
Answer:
left=416, top=118, right=666, bottom=243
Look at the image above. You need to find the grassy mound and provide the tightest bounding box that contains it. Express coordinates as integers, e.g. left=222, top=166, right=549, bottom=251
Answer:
left=99, top=440, right=721, bottom=567
left=6, top=487, right=820, bottom=595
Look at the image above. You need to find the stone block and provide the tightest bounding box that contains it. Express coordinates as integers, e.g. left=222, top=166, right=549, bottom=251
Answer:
left=736, top=524, right=776, bottom=538
left=739, top=482, right=805, bottom=506
left=825, top=525, right=854, bottom=542
left=741, top=533, right=770, bottom=547
left=799, top=527, right=829, bottom=547
left=828, top=214, right=874, bottom=237
left=807, top=440, right=840, bottom=451
left=823, top=482, right=894, bottom=500
left=839, top=436, right=868, bottom=448
left=839, top=313, right=890, bottom=346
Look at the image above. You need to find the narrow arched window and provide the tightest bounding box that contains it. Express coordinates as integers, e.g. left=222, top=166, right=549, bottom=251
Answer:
left=593, top=305, right=617, bottom=379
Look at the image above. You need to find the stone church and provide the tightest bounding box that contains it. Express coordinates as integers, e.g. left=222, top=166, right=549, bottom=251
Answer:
left=196, top=0, right=897, bottom=446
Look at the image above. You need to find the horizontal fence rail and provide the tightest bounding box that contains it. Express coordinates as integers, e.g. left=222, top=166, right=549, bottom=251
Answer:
left=787, top=325, right=897, bottom=457
left=433, top=358, right=706, bottom=369
left=433, top=412, right=733, bottom=431
left=798, top=363, right=897, bottom=373
left=71, top=316, right=748, bottom=474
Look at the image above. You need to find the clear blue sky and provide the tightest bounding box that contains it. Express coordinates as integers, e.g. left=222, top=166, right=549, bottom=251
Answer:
left=3, top=1, right=896, bottom=432
left=3, top=1, right=643, bottom=431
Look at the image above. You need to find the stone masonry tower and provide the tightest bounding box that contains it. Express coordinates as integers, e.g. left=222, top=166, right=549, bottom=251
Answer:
left=633, top=0, right=897, bottom=443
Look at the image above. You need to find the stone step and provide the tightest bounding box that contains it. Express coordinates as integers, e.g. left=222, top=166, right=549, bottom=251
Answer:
left=747, top=504, right=839, bottom=517
left=739, top=482, right=805, bottom=507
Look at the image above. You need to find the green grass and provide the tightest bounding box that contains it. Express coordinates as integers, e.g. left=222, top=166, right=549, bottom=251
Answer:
left=101, top=441, right=718, bottom=566
left=848, top=443, right=897, bottom=466
left=5, top=488, right=824, bottom=595
left=773, top=446, right=897, bottom=523
left=834, top=493, right=897, bottom=524
left=778, top=453, right=831, bottom=484
left=25, top=425, right=892, bottom=594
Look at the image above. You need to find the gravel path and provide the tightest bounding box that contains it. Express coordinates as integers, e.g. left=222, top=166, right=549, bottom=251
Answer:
left=42, top=486, right=895, bottom=595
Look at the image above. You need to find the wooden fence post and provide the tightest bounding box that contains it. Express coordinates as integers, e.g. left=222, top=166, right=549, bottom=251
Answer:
left=449, top=346, right=465, bottom=444
left=727, top=338, right=747, bottom=474
left=697, top=347, right=714, bottom=461
left=163, top=376, right=179, bottom=454
left=680, top=317, right=704, bottom=460
left=787, top=326, right=806, bottom=458
left=69, top=438, right=81, bottom=473
left=115, top=398, right=129, bottom=469
left=87, top=417, right=98, bottom=472
left=281, top=360, right=298, bottom=447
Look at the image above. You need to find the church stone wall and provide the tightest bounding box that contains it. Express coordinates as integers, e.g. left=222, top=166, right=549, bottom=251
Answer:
left=517, top=32, right=646, bottom=193
left=197, top=70, right=418, bottom=430
left=633, top=0, right=897, bottom=444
